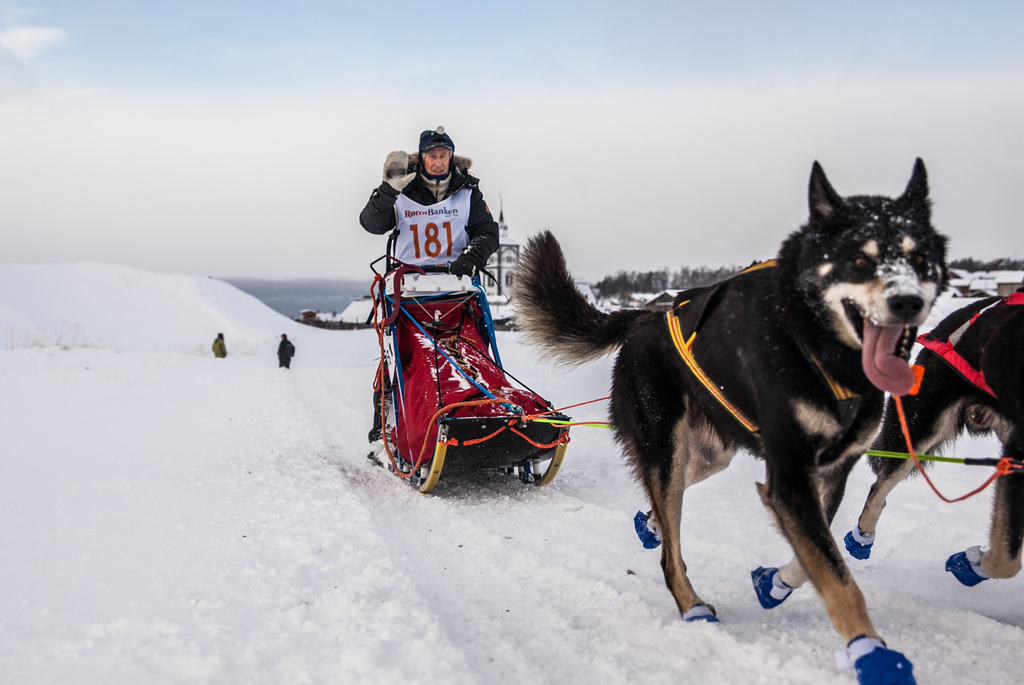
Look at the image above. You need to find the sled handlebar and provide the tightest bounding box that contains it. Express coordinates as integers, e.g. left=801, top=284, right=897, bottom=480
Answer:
left=371, top=255, right=458, bottom=278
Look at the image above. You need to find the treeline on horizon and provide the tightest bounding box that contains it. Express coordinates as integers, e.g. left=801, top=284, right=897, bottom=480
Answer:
left=593, top=257, right=1024, bottom=299
left=593, top=265, right=744, bottom=298
left=948, top=257, right=1024, bottom=272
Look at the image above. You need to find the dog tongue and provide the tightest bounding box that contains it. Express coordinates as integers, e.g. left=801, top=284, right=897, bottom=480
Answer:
left=861, top=321, right=914, bottom=395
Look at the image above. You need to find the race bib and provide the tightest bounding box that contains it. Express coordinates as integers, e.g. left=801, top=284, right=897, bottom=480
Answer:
left=393, top=189, right=471, bottom=266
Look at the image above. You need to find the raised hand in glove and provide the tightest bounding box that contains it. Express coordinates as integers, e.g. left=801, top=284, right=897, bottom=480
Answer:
left=448, top=254, right=476, bottom=279
left=382, top=151, right=416, bottom=192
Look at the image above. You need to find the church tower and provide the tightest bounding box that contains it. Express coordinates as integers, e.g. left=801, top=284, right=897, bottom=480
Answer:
left=484, top=194, right=520, bottom=301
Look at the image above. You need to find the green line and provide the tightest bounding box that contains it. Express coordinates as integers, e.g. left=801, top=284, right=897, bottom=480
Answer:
left=865, top=449, right=964, bottom=464
left=533, top=418, right=615, bottom=429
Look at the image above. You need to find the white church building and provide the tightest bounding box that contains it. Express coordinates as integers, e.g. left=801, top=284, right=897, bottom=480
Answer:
left=483, top=200, right=520, bottom=303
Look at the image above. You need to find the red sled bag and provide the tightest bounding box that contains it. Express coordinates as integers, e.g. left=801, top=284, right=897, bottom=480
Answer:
left=372, top=265, right=570, bottom=493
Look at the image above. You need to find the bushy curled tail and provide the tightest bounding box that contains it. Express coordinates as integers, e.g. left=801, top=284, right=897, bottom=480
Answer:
left=513, top=230, right=648, bottom=365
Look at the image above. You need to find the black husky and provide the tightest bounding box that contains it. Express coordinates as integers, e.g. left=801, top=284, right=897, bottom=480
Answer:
left=849, top=289, right=1024, bottom=586
left=514, top=160, right=946, bottom=684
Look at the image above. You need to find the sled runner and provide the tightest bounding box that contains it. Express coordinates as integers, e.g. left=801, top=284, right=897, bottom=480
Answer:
left=370, top=259, right=571, bottom=494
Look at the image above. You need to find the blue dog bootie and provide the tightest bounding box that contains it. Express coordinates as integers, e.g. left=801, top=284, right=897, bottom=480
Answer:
left=750, top=566, right=794, bottom=609
left=682, top=603, right=719, bottom=623
left=844, top=524, right=875, bottom=560
left=945, top=545, right=989, bottom=587
left=633, top=510, right=661, bottom=549
left=836, top=635, right=916, bottom=685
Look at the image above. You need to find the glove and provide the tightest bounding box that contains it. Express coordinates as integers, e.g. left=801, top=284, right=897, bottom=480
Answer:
left=382, top=151, right=415, bottom=192
left=448, top=254, right=476, bottom=279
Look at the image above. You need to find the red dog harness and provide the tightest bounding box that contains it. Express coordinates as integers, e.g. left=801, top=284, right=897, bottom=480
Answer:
left=917, top=292, right=1024, bottom=398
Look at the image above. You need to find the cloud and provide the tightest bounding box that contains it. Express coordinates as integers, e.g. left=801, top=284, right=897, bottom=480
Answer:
left=0, top=71, right=1019, bottom=281
left=0, top=26, right=66, bottom=61
left=0, top=45, right=33, bottom=97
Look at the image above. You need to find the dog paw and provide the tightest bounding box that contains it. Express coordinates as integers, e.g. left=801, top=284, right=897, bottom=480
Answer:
left=844, top=527, right=874, bottom=560
left=840, top=636, right=915, bottom=685
left=750, top=566, right=793, bottom=609
left=945, top=546, right=989, bottom=587
left=682, top=603, right=719, bottom=623
left=633, top=510, right=661, bottom=549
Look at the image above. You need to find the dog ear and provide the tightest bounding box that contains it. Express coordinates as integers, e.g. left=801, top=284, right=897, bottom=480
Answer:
left=901, top=158, right=929, bottom=205
left=808, top=161, right=843, bottom=223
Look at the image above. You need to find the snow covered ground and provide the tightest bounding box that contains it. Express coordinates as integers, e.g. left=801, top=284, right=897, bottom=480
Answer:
left=1, top=263, right=1021, bottom=685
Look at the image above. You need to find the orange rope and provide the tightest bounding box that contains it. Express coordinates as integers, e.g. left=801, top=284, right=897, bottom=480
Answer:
left=522, top=396, right=611, bottom=420
left=369, top=273, right=404, bottom=474
left=894, top=394, right=1014, bottom=503
left=438, top=419, right=572, bottom=450
left=400, top=397, right=573, bottom=479
left=406, top=398, right=512, bottom=476
left=444, top=423, right=510, bottom=447
left=508, top=426, right=572, bottom=450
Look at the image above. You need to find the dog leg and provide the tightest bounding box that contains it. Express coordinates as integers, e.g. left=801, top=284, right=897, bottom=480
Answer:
left=759, top=468, right=878, bottom=643
left=856, top=397, right=965, bottom=540
left=775, top=559, right=808, bottom=588
left=855, top=460, right=916, bottom=539
left=757, top=457, right=858, bottom=602
left=980, top=472, right=1024, bottom=578
left=644, top=418, right=724, bottom=620
left=652, top=482, right=709, bottom=619
left=613, top=341, right=730, bottom=620
left=980, top=436, right=1024, bottom=579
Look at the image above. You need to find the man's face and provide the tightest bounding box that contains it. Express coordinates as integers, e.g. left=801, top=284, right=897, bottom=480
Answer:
left=422, top=147, right=451, bottom=176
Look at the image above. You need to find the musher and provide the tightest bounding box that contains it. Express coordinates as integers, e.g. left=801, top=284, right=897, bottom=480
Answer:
left=360, top=126, right=500, bottom=460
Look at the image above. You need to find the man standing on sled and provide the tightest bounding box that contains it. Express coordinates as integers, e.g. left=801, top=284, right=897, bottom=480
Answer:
left=359, top=126, right=500, bottom=460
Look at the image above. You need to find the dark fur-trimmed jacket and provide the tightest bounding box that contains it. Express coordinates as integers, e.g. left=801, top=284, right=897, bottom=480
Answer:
left=359, top=153, right=499, bottom=271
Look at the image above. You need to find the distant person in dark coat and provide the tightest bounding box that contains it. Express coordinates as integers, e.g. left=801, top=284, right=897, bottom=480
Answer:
left=212, top=333, right=227, bottom=358
left=278, top=334, right=295, bottom=368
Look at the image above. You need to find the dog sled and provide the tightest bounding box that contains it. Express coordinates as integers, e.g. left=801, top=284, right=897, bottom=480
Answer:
left=369, top=258, right=571, bottom=494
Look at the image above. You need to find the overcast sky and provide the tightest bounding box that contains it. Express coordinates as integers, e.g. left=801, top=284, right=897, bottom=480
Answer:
left=1, top=1, right=1021, bottom=280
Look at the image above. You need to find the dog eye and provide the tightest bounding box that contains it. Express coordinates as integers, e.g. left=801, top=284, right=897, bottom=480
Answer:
left=852, top=255, right=872, bottom=270
left=909, top=253, right=926, bottom=267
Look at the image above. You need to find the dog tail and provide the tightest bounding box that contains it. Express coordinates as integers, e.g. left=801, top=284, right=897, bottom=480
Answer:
left=513, top=230, right=648, bottom=365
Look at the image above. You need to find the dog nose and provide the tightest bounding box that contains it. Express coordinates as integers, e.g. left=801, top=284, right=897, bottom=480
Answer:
left=887, top=294, right=924, bottom=321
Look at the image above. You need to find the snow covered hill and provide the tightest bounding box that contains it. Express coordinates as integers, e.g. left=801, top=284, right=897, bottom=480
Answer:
left=0, top=262, right=316, bottom=355
left=0, top=263, right=1020, bottom=684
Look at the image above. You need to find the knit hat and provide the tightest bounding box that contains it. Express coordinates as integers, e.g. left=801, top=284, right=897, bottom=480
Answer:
left=419, top=126, right=454, bottom=155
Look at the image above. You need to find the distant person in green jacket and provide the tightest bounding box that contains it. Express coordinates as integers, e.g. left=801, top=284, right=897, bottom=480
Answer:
left=212, top=333, right=227, bottom=358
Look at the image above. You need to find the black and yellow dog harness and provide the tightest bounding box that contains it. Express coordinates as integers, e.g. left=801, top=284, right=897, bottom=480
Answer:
left=666, top=260, right=861, bottom=435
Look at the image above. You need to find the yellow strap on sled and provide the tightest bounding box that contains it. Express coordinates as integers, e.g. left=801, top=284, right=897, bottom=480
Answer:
left=666, top=305, right=760, bottom=434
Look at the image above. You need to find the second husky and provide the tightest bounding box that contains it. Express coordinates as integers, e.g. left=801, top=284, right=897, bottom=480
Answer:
left=848, top=289, right=1024, bottom=585
left=514, top=160, right=947, bottom=684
